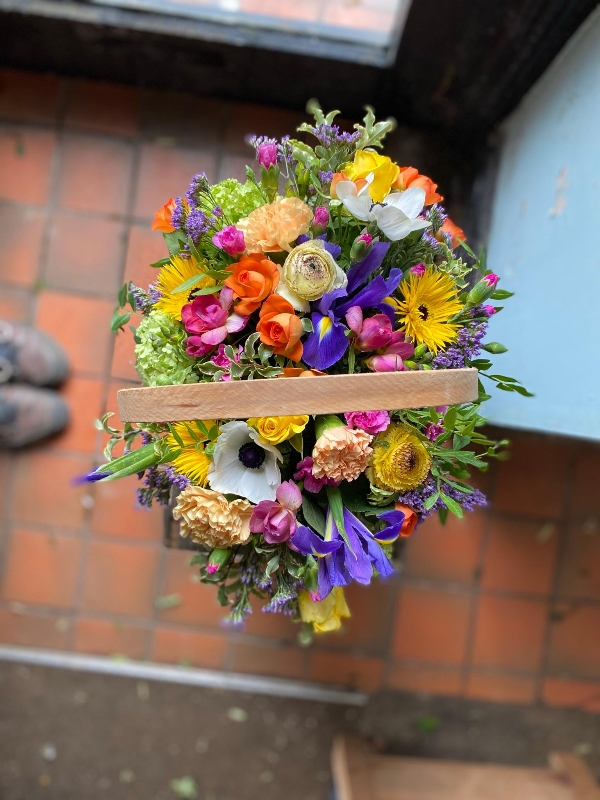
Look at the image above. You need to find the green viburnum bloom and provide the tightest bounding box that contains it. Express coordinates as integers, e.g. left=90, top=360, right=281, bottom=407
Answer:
left=211, top=178, right=263, bottom=224
left=135, top=312, right=198, bottom=386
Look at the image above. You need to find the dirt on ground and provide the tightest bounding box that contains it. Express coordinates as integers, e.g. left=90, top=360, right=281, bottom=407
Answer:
left=1, top=662, right=599, bottom=800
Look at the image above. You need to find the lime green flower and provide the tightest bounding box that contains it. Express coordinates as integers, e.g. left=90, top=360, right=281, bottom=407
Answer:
left=135, top=312, right=198, bottom=386
left=211, top=178, right=263, bottom=224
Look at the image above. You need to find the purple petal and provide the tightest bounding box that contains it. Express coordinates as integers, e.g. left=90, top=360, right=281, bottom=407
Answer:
left=276, top=480, right=302, bottom=511
left=336, top=269, right=402, bottom=317
left=291, top=525, right=342, bottom=557
left=374, top=509, right=405, bottom=544
left=346, top=242, right=390, bottom=293
left=302, top=313, right=349, bottom=370
left=345, top=305, right=363, bottom=335
left=316, top=287, right=347, bottom=316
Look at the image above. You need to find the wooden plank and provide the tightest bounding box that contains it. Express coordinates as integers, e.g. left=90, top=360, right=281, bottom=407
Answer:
left=331, top=737, right=600, bottom=800
left=117, top=368, right=478, bottom=422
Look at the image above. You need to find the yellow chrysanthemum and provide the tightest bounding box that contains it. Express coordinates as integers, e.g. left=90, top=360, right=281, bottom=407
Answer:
left=368, top=424, right=431, bottom=492
left=392, top=268, right=463, bottom=354
left=166, top=421, right=216, bottom=485
left=155, top=255, right=216, bottom=320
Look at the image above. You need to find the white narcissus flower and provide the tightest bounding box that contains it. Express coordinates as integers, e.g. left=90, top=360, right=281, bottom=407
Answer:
left=208, top=421, right=282, bottom=504
left=336, top=179, right=430, bottom=241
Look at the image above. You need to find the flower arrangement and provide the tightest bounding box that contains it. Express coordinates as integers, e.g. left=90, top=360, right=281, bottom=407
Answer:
left=90, top=103, right=529, bottom=638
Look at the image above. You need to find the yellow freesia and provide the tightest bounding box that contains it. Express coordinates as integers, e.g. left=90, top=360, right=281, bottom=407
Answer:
left=298, top=588, right=350, bottom=633
left=247, top=415, right=308, bottom=445
left=344, top=150, right=400, bottom=203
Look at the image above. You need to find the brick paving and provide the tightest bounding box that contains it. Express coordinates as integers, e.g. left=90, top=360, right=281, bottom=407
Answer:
left=1, top=67, right=600, bottom=710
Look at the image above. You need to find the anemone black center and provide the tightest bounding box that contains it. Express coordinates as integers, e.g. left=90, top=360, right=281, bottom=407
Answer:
left=418, top=304, right=429, bottom=320
left=238, top=442, right=265, bottom=469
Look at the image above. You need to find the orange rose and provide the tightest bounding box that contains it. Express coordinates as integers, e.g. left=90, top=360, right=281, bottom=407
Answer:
left=279, top=367, right=326, bottom=377
left=152, top=197, right=176, bottom=232
left=395, top=502, right=418, bottom=537
left=394, top=167, right=442, bottom=206
left=438, top=218, right=466, bottom=248
left=257, top=296, right=303, bottom=362
left=224, top=253, right=280, bottom=315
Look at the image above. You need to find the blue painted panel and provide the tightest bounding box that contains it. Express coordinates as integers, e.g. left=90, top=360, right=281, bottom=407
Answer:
left=485, top=8, right=600, bottom=440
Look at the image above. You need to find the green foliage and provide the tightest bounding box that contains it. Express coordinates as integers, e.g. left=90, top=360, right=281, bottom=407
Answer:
left=134, top=312, right=198, bottom=386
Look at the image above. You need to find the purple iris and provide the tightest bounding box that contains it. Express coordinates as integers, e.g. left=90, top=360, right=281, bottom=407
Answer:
left=302, top=242, right=402, bottom=370
left=290, top=506, right=404, bottom=599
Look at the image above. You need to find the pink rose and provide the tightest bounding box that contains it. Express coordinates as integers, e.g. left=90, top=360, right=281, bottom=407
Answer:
left=249, top=481, right=302, bottom=544
left=212, top=226, right=245, bottom=256
left=344, top=410, right=390, bottom=435
left=182, top=287, right=248, bottom=357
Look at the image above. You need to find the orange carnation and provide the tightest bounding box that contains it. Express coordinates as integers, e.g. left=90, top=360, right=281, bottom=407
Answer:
left=224, top=253, right=280, bottom=315
left=257, top=295, right=303, bottom=362
left=237, top=197, right=313, bottom=253
left=152, top=197, right=176, bottom=232
left=393, top=167, right=442, bottom=206
left=438, top=218, right=466, bottom=248
left=394, top=502, right=418, bottom=537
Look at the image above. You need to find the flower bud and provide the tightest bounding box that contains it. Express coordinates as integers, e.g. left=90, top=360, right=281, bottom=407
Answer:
left=313, top=206, right=329, bottom=229
left=256, top=142, right=278, bottom=169
left=413, top=343, right=428, bottom=359
left=315, top=414, right=345, bottom=438
left=410, top=263, right=426, bottom=276
left=465, top=274, right=500, bottom=308
left=350, top=232, right=374, bottom=264
left=206, top=548, right=230, bottom=575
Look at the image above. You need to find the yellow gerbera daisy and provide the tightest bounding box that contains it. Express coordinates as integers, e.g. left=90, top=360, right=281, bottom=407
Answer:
left=368, top=425, right=431, bottom=492
left=166, top=420, right=216, bottom=485
left=154, top=255, right=216, bottom=320
left=392, top=268, right=463, bottom=353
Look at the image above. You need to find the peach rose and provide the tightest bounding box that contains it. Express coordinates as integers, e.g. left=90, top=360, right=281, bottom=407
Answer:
left=172, top=485, right=253, bottom=548
left=257, top=295, right=303, bottom=362
left=224, top=253, right=280, bottom=315
left=438, top=217, right=466, bottom=248
left=312, top=426, right=373, bottom=483
left=152, top=197, right=176, bottom=232
left=393, top=167, right=442, bottom=206
left=395, top=502, right=418, bottom=537
left=237, top=197, right=313, bottom=253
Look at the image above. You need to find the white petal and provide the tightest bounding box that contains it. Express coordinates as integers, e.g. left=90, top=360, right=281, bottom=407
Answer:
left=331, top=265, right=348, bottom=291
left=342, top=194, right=374, bottom=222
left=384, top=187, right=426, bottom=219
left=375, top=206, right=415, bottom=241
left=239, top=462, right=280, bottom=503
left=334, top=180, right=358, bottom=201
left=274, top=281, right=310, bottom=313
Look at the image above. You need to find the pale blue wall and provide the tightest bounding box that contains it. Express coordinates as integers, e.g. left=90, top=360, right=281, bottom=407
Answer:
left=485, top=7, right=600, bottom=440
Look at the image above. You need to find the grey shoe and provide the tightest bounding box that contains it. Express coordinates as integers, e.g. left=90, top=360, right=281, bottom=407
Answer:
left=0, top=385, right=69, bottom=449
left=0, top=320, right=69, bottom=387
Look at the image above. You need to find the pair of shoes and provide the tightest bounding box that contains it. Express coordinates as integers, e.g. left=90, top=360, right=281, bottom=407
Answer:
left=0, top=321, right=70, bottom=449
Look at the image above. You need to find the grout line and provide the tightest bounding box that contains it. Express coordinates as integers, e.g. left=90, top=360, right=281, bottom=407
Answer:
left=0, top=645, right=368, bottom=705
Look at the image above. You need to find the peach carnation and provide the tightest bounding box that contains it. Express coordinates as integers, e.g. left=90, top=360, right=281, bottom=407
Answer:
left=312, top=426, right=373, bottom=483
left=173, top=485, right=253, bottom=548
left=237, top=197, right=313, bottom=253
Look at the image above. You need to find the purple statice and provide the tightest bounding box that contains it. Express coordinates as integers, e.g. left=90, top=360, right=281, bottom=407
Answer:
left=309, top=123, right=360, bottom=147
left=262, top=576, right=303, bottom=616
left=129, top=284, right=153, bottom=314
left=239, top=555, right=272, bottom=591
left=148, top=281, right=163, bottom=304
left=397, top=476, right=487, bottom=521
left=185, top=208, right=210, bottom=244
left=212, top=205, right=223, bottom=218
left=170, top=196, right=187, bottom=230
left=421, top=230, right=442, bottom=250
left=318, top=170, right=333, bottom=184
left=433, top=318, right=488, bottom=369
left=277, top=135, right=296, bottom=166
left=165, top=466, right=189, bottom=491
left=137, top=466, right=171, bottom=508
left=185, top=172, right=210, bottom=208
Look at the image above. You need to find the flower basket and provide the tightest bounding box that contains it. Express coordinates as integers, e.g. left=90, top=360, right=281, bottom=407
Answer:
left=117, top=369, right=478, bottom=423
left=89, top=102, right=529, bottom=636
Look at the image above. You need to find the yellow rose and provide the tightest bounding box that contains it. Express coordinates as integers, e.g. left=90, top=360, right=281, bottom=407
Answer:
left=298, top=588, right=350, bottom=633
left=247, top=415, right=309, bottom=445
left=344, top=150, right=400, bottom=203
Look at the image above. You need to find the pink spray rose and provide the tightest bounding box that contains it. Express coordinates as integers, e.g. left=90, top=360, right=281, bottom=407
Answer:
left=250, top=481, right=302, bottom=544
left=344, top=410, right=390, bottom=435
left=182, top=286, right=248, bottom=357
left=365, top=331, right=415, bottom=372
left=345, top=306, right=395, bottom=352
left=212, top=226, right=245, bottom=256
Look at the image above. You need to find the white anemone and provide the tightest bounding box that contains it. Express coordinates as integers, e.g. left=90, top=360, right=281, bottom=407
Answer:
left=336, top=179, right=430, bottom=241
left=208, top=421, right=282, bottom=504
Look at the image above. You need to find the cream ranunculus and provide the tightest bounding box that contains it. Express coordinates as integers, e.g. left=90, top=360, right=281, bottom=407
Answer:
left=276, top=239, right=347, bottom=312
left=172, top=485, right=253, bottom=548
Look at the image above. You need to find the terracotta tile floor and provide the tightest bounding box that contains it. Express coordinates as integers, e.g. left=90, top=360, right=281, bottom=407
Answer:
left=1, top=67, right=600, bottom=709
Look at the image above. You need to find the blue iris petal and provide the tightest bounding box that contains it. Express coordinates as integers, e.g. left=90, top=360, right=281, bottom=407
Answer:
left=346, top=242, right=390, bottom=294
left=302, top=312, right=349, bottom=370
left=336, top=268, right=402, bottom=317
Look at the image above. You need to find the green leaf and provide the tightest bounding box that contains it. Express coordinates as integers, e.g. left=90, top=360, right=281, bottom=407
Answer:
left=111, top=311, right=130, bottom=333
left=118, top=283, right=128, bottom=307
left=443, top=407, right=457, bottom=430
left=423, top=492, right=439, bottom=511
left=302, top=496, right=326, bottom=536
left=327, top=485, right=352, bottom=551
left=301, top=317, right=314, bottom=333
left=490, top=289, right=514, bottom=299
left=453, top=433, right=471, bottom=450
left=512, top=384, right=535, bottom=397
left=149, top=256, right=171, bottom=268
left=470, top=359, right=493, bottom=370
left=266, top=555, right=280, bottom=576
left=481, top=341, right=508, bottom=354
left=170, top=273, right=206, bottom=294
left=154, top=593, right=183, bottom=610
left=488, top=374, right=517, bottom=382
left=440, top=493, right=464, bottom=518
left=438, top=507, right=449, bottom=525
left=289, top=433, right=303, bottom=453
left=189, top=285, right=221, bottom=297
left=164, top=230, right=186, bottom=256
